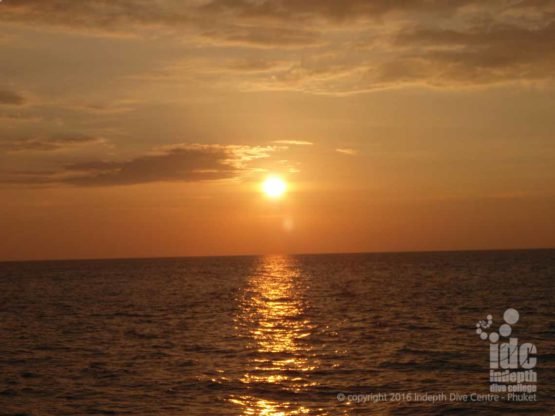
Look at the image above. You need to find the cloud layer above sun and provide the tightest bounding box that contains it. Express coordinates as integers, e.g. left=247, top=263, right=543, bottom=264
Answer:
left=1, top=0, right=554, bottom=189
left=2, top=0, right=555, bottom=95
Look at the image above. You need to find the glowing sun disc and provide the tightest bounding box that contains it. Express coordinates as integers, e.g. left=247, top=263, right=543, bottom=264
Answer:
left=262, top=176, right=286, bottom=198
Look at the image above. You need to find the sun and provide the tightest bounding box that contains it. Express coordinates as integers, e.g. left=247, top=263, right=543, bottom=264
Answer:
left=262, top=176, right=287, bottom=199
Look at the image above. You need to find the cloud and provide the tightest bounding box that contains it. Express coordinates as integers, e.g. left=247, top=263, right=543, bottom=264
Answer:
left=63, top=146, right=234, bottom=186
left=0, top=111, right=41, bottom=122
left=0, top=134, right=106, bottom=152
left=0, top=0, right=194, bottom=35
left=0, top=1, right=321, bottom=47
left=336, top=148, right=357, bottom=155
left=2, top=1, right=555, bottom=93
left=273, top=140, right=313, bottom=146
left=200, top=26, right=322, bottom=48
left=0, top=143, right=278, bottom=186
left=222, top=22, right=555, bottom=93
left=389, top=22, right=555, bottom=86
left=0, top=0, right=480, bottom=47
left=69, top=99, right=139, bottom=114
left=0, top=89, right=25, bottom=105
left=0, top=0, right=440, bottom=32
left=198, top=0, right=479, bottom=22
left=221, top=59, right=291, bottom=73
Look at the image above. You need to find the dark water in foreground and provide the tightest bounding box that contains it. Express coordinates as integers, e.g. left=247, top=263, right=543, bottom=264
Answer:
left=0, top=250, right=554, bottom=415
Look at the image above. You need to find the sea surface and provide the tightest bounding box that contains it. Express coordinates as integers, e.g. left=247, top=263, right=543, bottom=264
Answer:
left=0, top=250, right=554, bottom=415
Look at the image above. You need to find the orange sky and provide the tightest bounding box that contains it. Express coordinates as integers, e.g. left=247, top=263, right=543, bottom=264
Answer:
left=1, top=1, right=555, bottom=261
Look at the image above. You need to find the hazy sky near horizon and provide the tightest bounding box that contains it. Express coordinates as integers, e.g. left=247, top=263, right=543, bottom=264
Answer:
left=1, top=0, right=555, bottom=260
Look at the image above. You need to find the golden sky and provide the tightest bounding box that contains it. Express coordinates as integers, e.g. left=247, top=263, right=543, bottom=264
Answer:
left=1, top=0, right=555, bottom=260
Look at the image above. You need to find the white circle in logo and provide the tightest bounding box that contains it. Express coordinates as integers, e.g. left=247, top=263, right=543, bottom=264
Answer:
left=476, top=328, right=482, bottom=334
left=489, top=332, right=499, bottom=343
left=480, top=332, right=488, bottom=340
left=504, top=308, right=519, bottom=325
left=499, top=324, right=512, bottom=337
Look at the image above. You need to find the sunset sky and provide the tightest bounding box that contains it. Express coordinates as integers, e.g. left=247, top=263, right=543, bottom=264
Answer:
left=1, top=0, right=555, bottom=261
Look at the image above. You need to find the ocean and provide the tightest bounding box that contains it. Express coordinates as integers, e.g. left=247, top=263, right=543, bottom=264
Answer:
left=1, top=250, right=554, bottom=415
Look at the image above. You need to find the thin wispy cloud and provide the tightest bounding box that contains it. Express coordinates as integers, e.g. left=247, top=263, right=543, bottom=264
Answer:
left=336, top=148, right=357, bottom=156
left=0, top=134, right=107, bottom=153
left=273, top=140, right=313, bottom=146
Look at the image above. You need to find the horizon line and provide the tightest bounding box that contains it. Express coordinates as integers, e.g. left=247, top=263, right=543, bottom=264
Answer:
left=1, top=246, right=554, bottom=264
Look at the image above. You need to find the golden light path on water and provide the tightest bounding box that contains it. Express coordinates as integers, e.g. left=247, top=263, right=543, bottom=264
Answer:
left=230, top=256, right=318, bottom=415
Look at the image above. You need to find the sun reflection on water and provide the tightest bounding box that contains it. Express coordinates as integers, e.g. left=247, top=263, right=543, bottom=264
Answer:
left=230, top=255, right=317, bottom=415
